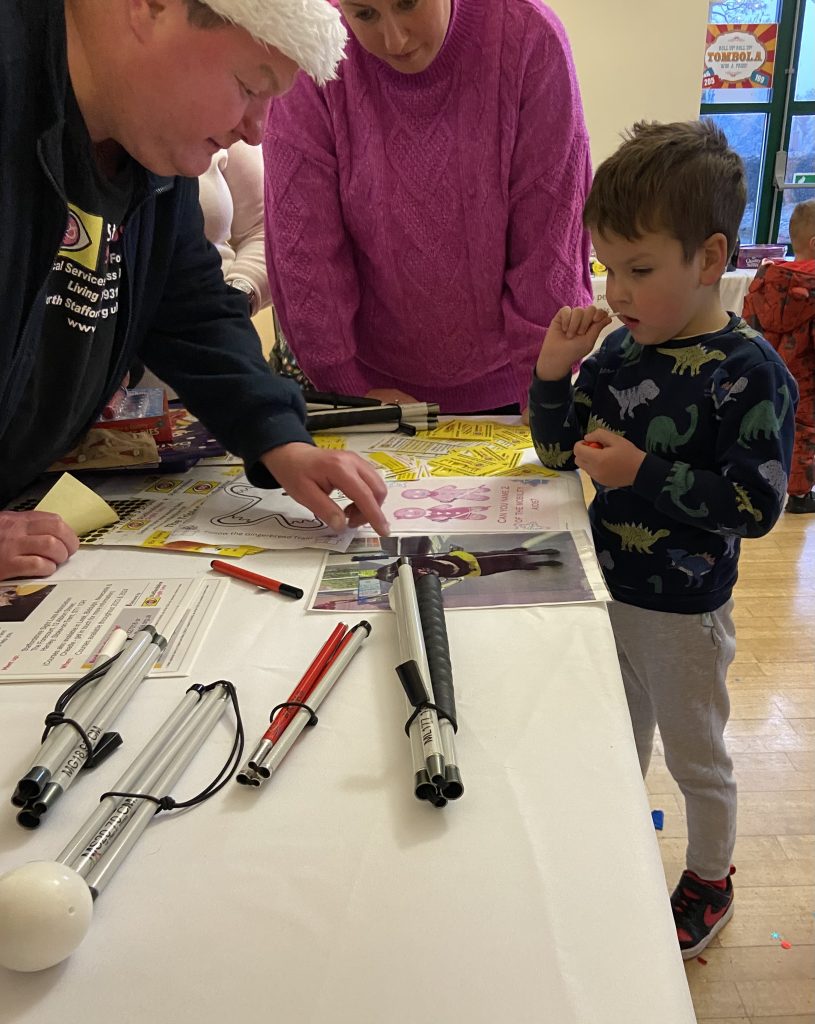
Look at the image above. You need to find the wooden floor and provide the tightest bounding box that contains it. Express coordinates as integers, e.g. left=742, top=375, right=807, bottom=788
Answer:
left=648, top=505, right=815, bottom=1023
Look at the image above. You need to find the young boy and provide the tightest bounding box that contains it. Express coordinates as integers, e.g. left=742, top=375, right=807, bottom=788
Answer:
left=528, top=120, right=797, bottom=958
left=743, top=198, right=815, bottom=512
left=789, top=197, right=815, bottom=262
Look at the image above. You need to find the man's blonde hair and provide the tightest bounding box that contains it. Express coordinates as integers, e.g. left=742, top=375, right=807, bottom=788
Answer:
left=184, top=0, right=347, bottom=85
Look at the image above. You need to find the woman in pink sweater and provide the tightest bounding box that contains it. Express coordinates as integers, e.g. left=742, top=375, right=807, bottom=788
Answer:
left=263, top=0, right=592, bottom=414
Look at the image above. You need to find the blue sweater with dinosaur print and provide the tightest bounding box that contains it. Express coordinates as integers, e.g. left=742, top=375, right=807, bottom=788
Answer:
left=528, top=316, right=797, bottom=613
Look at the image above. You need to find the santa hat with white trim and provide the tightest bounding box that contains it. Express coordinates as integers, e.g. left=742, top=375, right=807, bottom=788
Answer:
left=201, top=0, right=347, bottom=85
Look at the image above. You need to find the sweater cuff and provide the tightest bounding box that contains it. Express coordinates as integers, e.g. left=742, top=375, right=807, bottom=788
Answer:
left=313, top=356, right=372, bottom=400
left=631, top=453, right=673, bottom=502
left=528, top=370, right=572, bottom=408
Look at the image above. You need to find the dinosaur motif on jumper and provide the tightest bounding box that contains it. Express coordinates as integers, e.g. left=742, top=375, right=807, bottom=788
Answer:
left=732, top=482, right=763, bottom=523
left=657, top=344, right=726, bottom=376
left=597, top=549, right=615, bottom=571
left=661, top=462, right=709, bottom=518
left=533, top=441, right=573, bottom=468
left=667, top=548, right=716, bottom=588
left=609, top=379, right=660, bottom=418
left=574, top=388, right=592, bottom=408
left=758, top=459, right=789, bottom=506
left=734, top=320, right=761, bottom=341
left=709, top=375, right=748, bottom=411
left=646, top=405, right=699, bottom=454
left=737, top=385, right=791, bottom=448
left=587, top=415, right=625, bottom=436
left=715, top=522, right=748, bottom=539
left=620, top=334, right=643, bottom=366
left=601, top=520, right=670, bottom=553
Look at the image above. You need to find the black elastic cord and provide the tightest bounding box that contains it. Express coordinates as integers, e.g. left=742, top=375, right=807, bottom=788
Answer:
left=404, top=701, right=458, bottom=736
left=270, top=700, right=318, bottom=728
left=99, top=790, right=178, bottom=812
left=99, top=679, right=244, bottom=814
left=41, top=650, right=123, bottom=743
left=42, top=712, right=94, bottom=760
left=39, top=650, right=125, bottom=767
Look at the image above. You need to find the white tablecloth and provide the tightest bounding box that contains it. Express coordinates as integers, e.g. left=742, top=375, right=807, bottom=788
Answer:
left=0, top=470, right=696, bottom=1023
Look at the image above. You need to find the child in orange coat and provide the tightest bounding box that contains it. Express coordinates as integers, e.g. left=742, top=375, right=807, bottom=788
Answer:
left=743, top=199, right=815, bottom=512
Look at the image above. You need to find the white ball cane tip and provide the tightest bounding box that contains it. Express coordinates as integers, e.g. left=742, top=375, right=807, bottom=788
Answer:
left=0, top=862, right=93, bottom=972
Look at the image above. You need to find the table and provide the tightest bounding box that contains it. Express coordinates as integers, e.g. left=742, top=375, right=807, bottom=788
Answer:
left=0, top=463, right=696, bottom=1023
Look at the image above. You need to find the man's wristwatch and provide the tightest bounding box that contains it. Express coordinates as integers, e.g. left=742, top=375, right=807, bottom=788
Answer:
left=228, top=276, right=258, bottom=315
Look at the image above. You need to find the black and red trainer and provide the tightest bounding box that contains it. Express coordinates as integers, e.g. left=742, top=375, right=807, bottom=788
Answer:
left=670, top=865, right=735, bottom=960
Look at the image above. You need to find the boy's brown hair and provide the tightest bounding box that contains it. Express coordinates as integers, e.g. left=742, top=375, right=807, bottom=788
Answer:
left=583, top=120, right=746, bottom=262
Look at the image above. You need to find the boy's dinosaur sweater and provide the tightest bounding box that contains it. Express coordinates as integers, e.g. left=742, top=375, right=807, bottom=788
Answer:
left=528, top=316, right=797, bottom=613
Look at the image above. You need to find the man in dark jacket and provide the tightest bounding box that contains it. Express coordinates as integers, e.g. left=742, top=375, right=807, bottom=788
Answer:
left=0, top=0, right=388, bottom=580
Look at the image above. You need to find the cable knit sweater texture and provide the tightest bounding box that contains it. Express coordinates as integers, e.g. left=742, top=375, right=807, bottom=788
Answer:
left=263, top=0, right=592, bottom=411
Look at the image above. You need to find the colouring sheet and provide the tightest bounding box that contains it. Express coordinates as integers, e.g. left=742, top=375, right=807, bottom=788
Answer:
left=14, top=468, right=353, bottom=553
left=362, top=475, right=585, bottom=535
left=165, top=479, right=353, bottom=550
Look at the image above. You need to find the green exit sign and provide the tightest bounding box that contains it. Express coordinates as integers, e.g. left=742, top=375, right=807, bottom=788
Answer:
left=792, top=172, right=815, bottom=185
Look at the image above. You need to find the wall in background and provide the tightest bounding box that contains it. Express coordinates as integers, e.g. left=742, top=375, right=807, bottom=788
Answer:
left=547, top=0, right=710, bottom=167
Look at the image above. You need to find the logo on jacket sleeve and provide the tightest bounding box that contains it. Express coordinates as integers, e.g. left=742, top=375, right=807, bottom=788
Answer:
left=58, top=203, right=104, bottom=272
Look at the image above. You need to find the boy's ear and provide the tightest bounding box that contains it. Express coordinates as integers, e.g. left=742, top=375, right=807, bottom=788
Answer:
left=699, top=232, right=729, bottom=285
left=127, top=0, right=170, bottom=42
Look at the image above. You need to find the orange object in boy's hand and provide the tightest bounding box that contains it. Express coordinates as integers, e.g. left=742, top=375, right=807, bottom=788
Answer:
left=582, top=441, right=603, bottom=449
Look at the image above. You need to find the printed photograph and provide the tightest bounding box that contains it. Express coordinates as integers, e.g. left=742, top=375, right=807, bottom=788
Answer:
left=0, top=584, right=56, bottom=623
left=311, top=531, right=598, bottom=611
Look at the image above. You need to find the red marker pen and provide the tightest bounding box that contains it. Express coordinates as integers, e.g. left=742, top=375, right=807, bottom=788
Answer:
left=210, top=559, right=304, bottom=600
